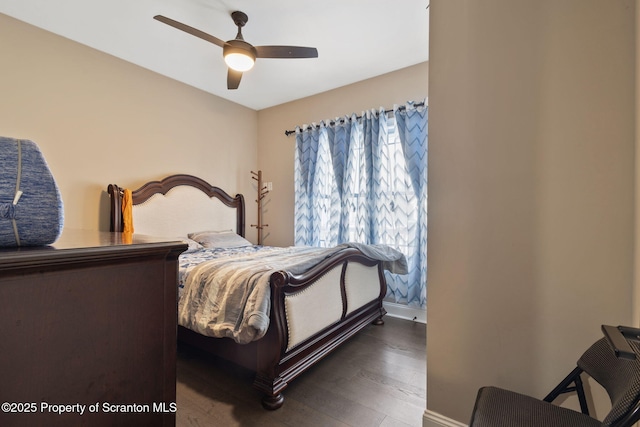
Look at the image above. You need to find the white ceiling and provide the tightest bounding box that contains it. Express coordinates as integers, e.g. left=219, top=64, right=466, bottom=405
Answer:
left=0, top=0, right=429, bottom=110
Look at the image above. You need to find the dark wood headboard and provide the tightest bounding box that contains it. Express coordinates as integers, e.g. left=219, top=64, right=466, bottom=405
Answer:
left=108, top=174, right=245, bottom=237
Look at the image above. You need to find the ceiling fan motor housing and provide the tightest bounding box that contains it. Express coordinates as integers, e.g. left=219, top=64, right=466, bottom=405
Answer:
left=223, top=39, right=257, bottom=72
left=224, top=39, right=257, bottom=60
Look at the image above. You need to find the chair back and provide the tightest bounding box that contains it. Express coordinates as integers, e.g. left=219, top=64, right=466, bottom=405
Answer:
left=578, top=337, right=640, bottom=427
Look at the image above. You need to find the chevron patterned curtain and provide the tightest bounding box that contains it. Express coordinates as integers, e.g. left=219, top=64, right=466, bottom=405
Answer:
left=394, top=102, right=428, bottom=309
left=294, top=101, right=427, bottom=309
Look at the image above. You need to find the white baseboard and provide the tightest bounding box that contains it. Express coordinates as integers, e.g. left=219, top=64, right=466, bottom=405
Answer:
left=383, top=301, right=426, bottom=323
left=423, top=410, right=468, bottom=427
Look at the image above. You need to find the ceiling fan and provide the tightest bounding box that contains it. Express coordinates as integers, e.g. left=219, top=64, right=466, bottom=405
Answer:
left=154, top=11, right=319, bottom=90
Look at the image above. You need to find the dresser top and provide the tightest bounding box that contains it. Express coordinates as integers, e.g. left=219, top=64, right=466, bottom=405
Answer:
left=0, top=229, right=187, bottom=269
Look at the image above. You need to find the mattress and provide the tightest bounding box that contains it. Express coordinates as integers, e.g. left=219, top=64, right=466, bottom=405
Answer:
left=0, top=137, right=64, bottom=246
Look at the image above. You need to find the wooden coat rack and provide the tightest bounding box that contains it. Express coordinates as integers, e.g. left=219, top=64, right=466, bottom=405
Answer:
left=250, top=170, right=269, bottom=245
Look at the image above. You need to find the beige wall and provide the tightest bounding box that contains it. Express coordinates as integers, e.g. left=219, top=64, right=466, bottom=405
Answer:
left=256, top=62, right=429, bottom=246
left=0, top=13, right=258, bottom=237
left=427, top=0, right=635, bottom=424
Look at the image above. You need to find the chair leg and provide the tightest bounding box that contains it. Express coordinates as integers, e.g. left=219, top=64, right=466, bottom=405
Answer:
left=543, top=366, right=589, bottom=415
left=574, top=373, right=589, bottom=414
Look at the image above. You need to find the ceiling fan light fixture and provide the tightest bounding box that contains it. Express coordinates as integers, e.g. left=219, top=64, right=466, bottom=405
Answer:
left=223, top=41, right=256, bottom=72
left=224, top=52, right=255, bottom=71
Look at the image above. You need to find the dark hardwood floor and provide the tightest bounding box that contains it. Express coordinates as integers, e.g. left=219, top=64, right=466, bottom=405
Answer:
left=176, top=316, right=426, bottom=427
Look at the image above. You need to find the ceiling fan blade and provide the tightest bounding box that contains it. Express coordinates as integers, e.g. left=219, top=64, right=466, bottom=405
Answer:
left=227, top=69, right=243, bottom=89
left=255, top=45, right=318, bottom=59
left=153, top=15, right=227, bottom=48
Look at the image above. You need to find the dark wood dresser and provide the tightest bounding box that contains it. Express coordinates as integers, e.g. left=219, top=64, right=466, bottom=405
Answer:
left=0, top=230, right=186, bottom=427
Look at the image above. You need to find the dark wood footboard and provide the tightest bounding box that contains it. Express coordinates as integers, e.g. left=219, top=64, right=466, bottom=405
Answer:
left=255, top=248, right=387, bottom=409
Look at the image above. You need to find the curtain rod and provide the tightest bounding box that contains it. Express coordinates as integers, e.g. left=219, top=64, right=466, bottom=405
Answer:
left=284, top=101, right=425, bottom=136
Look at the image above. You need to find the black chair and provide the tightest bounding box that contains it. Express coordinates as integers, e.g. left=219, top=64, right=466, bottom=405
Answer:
left=469, top=325, right=640, bottom=427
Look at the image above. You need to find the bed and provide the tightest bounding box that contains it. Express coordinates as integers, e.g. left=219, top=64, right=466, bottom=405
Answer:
left=107, top=174, right=405, bottom=409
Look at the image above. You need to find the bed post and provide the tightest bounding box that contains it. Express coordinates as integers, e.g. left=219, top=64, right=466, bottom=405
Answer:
left=373, top=264, right=387, bottom=325
left=253, top=270, right=289, bottom=410
left=107, top=184, right=124, bottom=232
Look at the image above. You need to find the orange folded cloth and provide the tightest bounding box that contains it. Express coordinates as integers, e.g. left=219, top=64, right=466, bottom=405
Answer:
left=122, top=189, right=134, bottom=234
